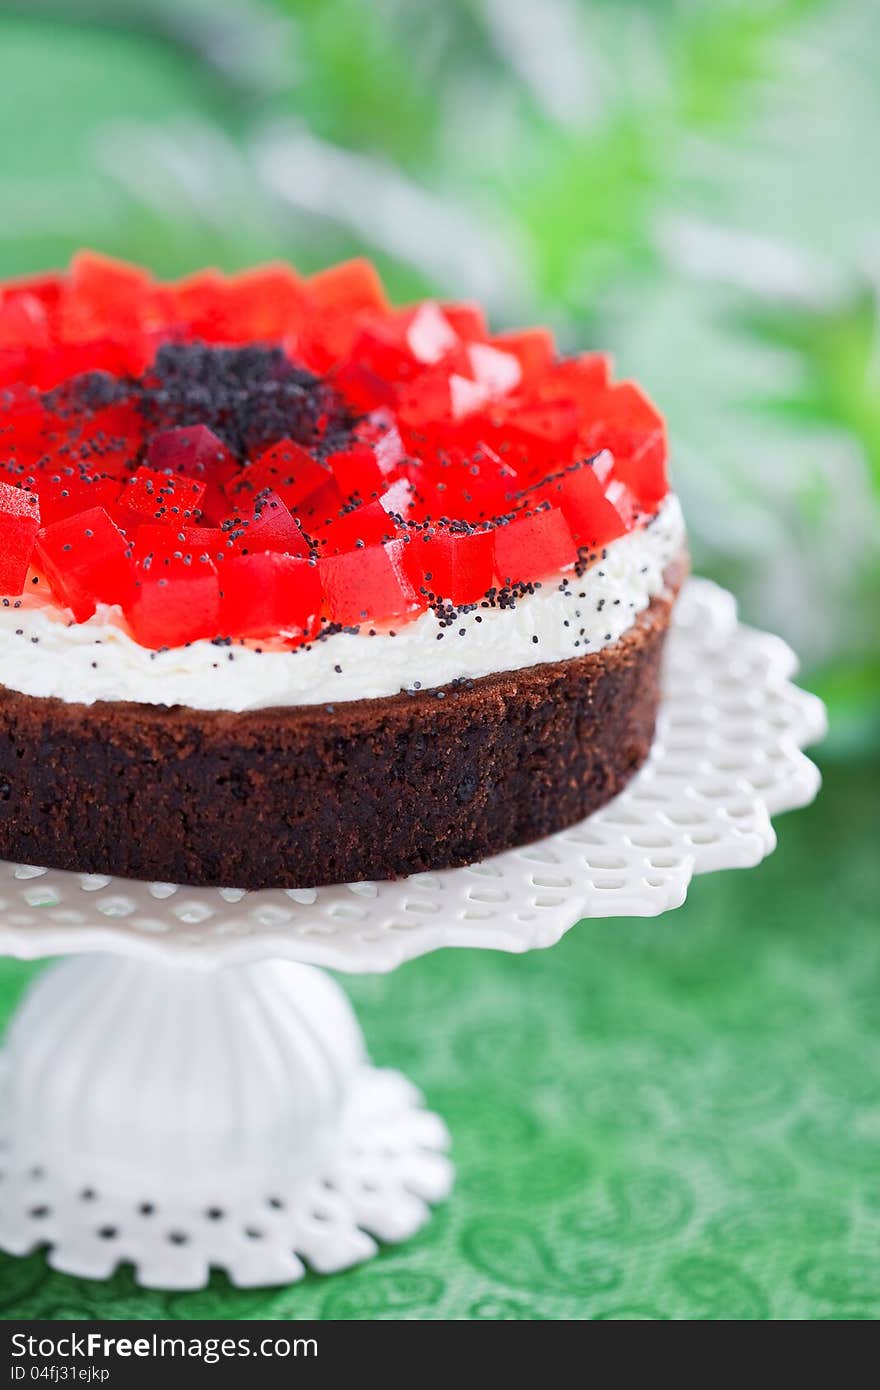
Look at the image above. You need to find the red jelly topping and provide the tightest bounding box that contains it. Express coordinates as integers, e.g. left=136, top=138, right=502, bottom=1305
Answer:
left=145, top=424, right=237, bottom=523
left=0, top=251, right=670, bottom=646
left=0, top=480, right=40, bottom=596
left=119, top=465, right=206, bottom=527
left=228, top=491, right=310, bottom=559
left=34, top=506, right=134, bottom=622
left=220, top=552, right=321, bottom=641
left=128, top=550, right=220, bottom=648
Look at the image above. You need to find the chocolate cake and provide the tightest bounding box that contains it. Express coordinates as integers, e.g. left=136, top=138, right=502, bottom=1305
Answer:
left=0, top=252, right=687, bottom=888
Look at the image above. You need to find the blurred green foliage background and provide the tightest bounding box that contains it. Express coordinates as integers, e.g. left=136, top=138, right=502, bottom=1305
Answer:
left=0, top=0, right=877, bottom=751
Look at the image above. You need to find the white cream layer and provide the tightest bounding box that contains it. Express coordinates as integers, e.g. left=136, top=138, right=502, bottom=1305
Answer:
left=0, top=495, right=684, bottom=711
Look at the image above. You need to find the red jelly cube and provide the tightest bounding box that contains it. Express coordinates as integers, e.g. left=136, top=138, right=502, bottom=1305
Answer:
left=35, top=506, right=135, bottom=620
left=293, top=478, right=344, bottom=534
left=27, top=468, right=121, bottom=527
left=6, top=388, right=72, bottom=460
left=75, top=397, right=147, bottom=477
left=133, top=524, right=233, bottom=567
left=470, top=401, right=575, bottom=482
left=320, top=543, right=415, bottom=627
left=146, top=425, right=238, bottom=522
left=302, top=260, right=391, bottom=367
left=64, top=251, right=160, bottom=336
left=493, top=507, right=576, bottom=587
left=69, top=249, right=154, bottom=305
left=536, top=457, right=629, bottom=549
left=604, top=479, right=639, bottom=529
left=30, top=338, right=134, bottom=390
left=119, top=466, right=206, bottom=526
left=0, top=347, right=30, bottom=388
left=329, top=359, right=397, bottom=412
left=220, top=552, right=321, bottom=640
left=232, top=440, right=328, bottom=513
left=491, top=327, right=556, bottom=381
left=576, top=382, right=668, bottom=504
left=314, top=500, right=400, bottom=556
left=176, top=526, right=231, bottom=559
left=415, top=443, right=518, bottom=521
left=344, top=319, right=419, bottom=384
left=2, top=271, right=63, bottom=313
left=403, top=525, right=494, bottom=605
left=221, top=263, right=307, bottom=342
left=0, top=480, right=40, bottom=595
left=535, top=352, right=611, bottom=403
left=395, top=360, right=480, bottom=451
left=397, top=363, right=454, bottom=428
left=307, top=258, right=389, bottom=317
left=328, top=445, right=384, bottom=502
left=439, top=302, right=489, bottom=341
left=125, top=551, right=220, bottom=647
left=0, top=294, right=50, bottom=351
left=498, top=400, right=580, bottom=474
left=227, top=491, right=309, bottom=558
left=326, top=301, right=453, bottom=390
left=164, top=269, right=229, bottom=341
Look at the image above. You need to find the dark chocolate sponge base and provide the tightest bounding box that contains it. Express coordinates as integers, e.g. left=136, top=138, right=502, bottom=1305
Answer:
left=0, top=580, right=680, bottom=889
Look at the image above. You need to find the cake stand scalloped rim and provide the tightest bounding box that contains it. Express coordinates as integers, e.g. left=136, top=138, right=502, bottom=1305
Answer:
left=0, top=579, right=827, bottom=975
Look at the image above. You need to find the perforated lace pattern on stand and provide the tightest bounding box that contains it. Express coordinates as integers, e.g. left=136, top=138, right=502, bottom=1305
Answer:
left=0, top=1063, right=453, bottom=1288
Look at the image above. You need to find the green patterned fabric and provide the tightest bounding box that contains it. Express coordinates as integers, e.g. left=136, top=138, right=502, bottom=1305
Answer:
left=0, top=755, right=877, bottom=1321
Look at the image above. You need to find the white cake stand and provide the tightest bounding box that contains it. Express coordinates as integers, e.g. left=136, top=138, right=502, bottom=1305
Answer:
left=0, top=579, right=825, bottom=1289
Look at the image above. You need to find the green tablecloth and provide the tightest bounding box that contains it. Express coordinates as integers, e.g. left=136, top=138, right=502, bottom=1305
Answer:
left=0, top=755, right=877, bottom=1321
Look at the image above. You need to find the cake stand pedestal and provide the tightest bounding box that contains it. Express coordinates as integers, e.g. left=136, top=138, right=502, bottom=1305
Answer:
left=0, top=580, right=825, bottom=1289
left=0, top=956, right=451, bottom=1288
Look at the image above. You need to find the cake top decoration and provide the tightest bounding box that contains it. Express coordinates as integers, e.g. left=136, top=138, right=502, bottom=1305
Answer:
left=0, top=251, right=670, bottom=647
